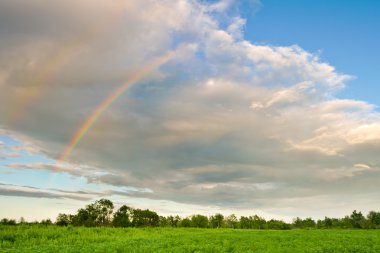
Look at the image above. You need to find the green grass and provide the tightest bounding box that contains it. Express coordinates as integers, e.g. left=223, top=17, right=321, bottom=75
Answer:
left=1, top=226, right=380, bottom=252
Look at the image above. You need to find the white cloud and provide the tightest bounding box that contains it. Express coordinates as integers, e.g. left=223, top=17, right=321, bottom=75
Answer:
left=207, top=0, right=234, bottom=12
left=1, top=0, right=380, bottom=218
left=354, top=163, right=372, bottom=170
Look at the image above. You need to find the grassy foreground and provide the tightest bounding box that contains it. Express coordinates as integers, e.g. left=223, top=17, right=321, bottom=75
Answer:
left=1, top=226, right=380, bottom=253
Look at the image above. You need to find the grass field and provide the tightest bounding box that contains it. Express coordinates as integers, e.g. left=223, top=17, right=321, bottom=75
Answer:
left=1, top=226, right=380, bottom=253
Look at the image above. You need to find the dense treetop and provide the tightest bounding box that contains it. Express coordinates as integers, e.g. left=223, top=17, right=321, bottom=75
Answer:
left=2, top=199, right=380, bottom=230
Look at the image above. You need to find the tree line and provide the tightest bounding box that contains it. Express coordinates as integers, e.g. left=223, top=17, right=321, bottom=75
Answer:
left=2, top=199, right=380, bottom=229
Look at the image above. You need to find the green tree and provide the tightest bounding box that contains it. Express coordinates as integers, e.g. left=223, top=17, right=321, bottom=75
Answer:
left=252, top=215, right=267, bottom=229
left=112, top=205, right=132, bottom=227
left=239, top=216, right=251, bottom=229
left=330, top=218, right=342, bottom=228
left=225, top=214, right=238, bottom=228
left=56, top=214, right=71, bottom=226
left=324, top=217, right=333, bottom=228
left=71, top=199, right=114, bottom=227
left=292, top=217, right=315, bottom=229
left=350, top=210, right=365, bottom=229
left=159, top=216, right=169, bottom=227
left=92, top=199, right=114, bottom=226
left=0, top=218, right=16, bottom=225
left=367, top=211, right=380, bottom=228
left=19, top=217, right=26, bottom=224
left=71, top=208, right=92, bottom=226
left=131, top=209, right=159, bottom=227
left=178, top=217, right=192, bottom=227
left=191, top=215, right=209, bottom=228
left=292, top=217, right=303, bottom=229
left=167, top=215, right=181, bottom=227
left=210, top=213, right=224, bottom=228
left=40, top=219, right=53, bottom=225
left=303, top=217, right=316, bottom=229
left=267, top=219, right=291, bottom=230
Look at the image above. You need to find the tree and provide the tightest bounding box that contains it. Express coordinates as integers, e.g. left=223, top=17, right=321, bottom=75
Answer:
left=167, top=215, right=181, bottom=227
left=329, top=218, right=342, bottom=228
left=0, top=218, right=16, bottom=225
left=350, top=210, right=365, bottom=229
left=71, top=208, right=93, bottom=227
left=252, top=215, right=266, bottom=229
left=292, top=217, right=303, bottom=229
left=267, top=219, right=291, bottom=230
left=159, top=216, right=169, bottom=227
left=191, top=215, right=209, bottom=228
left=367, top=211, right=380, bottom=228
left=324, top=217, right=333, bottom=228
left=225, top=214, right=238, bottom=228
left=210, top=213, right=224, bottom=228
left=112, top=205, right=132, bottom=227
left=178, top=217, right=192, bottom=227
left=292, top=217, right=315, bottom=229
left=131, top=209, right=159, bottom=227
left=91, top=199, right=114, bottom=226
left=72, top=199, right=114, bottom=227
left=317, top=217, right=333, bottom=229
left=40, top=219, right=53, bottom=225
left=303, top=218, right=316, bottom=229
left=56, top=213, right=71, bottom=226
left=19, top=217, right=26, bottom=224
left=239, top=216, right=251, bottom=229
left=316, top=219, right=324, bottom=229
left=339, top=216, right=353, bottom=229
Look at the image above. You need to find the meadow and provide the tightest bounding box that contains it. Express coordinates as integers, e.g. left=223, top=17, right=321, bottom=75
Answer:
left=1, top=225, right=380, bottom=253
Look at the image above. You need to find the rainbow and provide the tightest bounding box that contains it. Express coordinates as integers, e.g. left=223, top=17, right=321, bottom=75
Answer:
left=57, top=52, right=173, bottom=165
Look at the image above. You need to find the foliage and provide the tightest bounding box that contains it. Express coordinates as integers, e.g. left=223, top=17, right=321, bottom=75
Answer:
left=70, top=199, right=114, bottom=227
left=293, top=217, right=316, bottom=229
left=367, top=211, right=380, bottom=229
left=191, top=214, right=209, bottom=228
left=224, top=214, right=238, bottom=229
left=56, top=214, right=71, bottom=227
left=131, top=209, right=159, bottom=227
left=3, top=199, right=380, bottom=231
left=209, top=213, right=224, bottom=228
left=112, top=205, right=132, bottom=228
left=40, top=219, right=53, bottom=226
left=350, top=210, right=366, bottom=228
left=178, top=218, right=192, bottom=227
left=240, top=215, right=267, bottom=229
left=266, top=219, right=291, bottom=230
left=0, top=219, right=16, bottom=226
left=166, top=215, right=181, bottom=227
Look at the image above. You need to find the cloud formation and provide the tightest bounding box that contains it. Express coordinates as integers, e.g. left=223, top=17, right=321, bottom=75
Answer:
left=1, top=0, right=380, bottom=217
left=0, top=182, right=92, bottom=201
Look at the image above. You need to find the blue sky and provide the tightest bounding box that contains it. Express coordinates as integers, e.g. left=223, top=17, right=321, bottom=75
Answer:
left=242, top=0, right=380, bottom=105
left=1, top=0, right=380, bottom=221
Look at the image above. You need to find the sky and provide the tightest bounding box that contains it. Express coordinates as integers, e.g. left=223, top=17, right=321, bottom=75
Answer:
left=0, top=0, right=380, bottom=222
